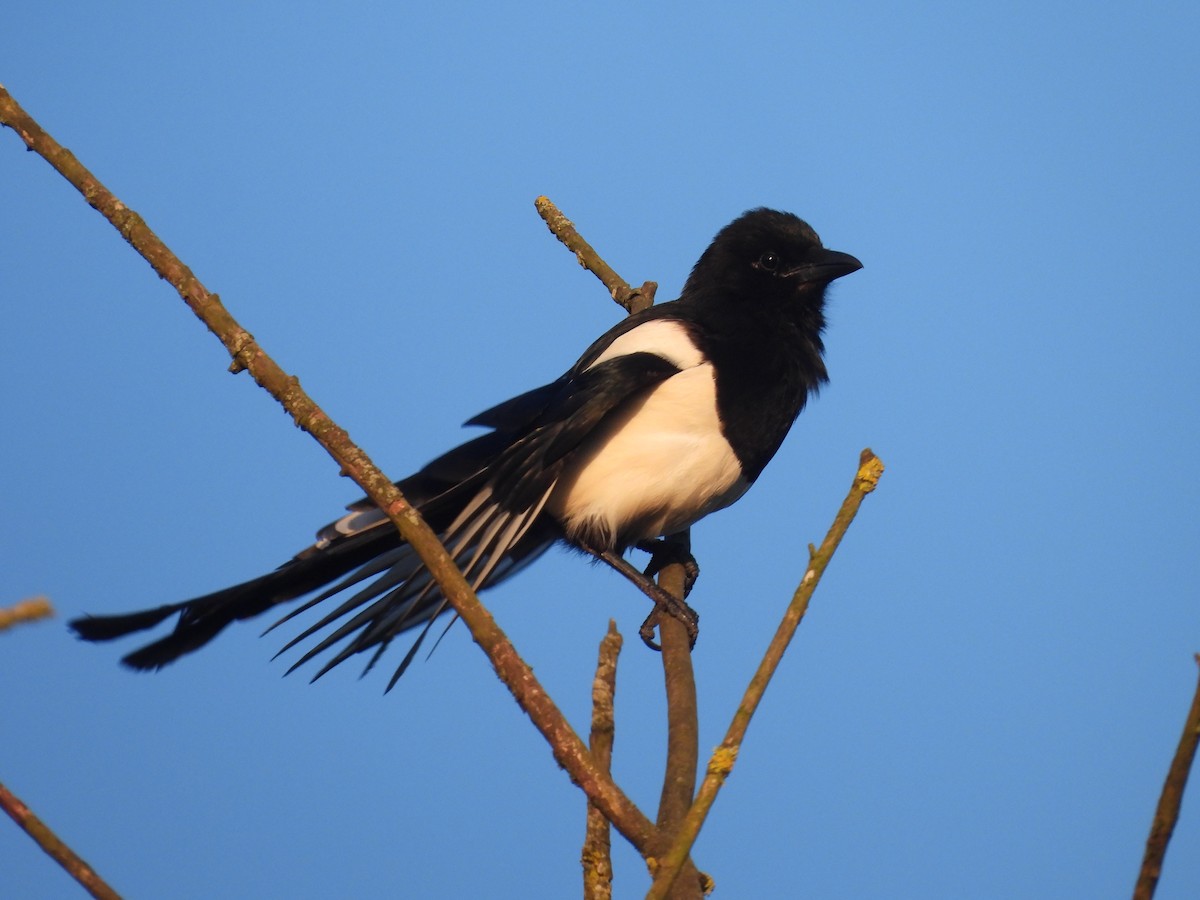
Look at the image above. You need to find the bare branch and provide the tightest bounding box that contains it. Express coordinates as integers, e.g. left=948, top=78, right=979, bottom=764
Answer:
left=0, top=84, right=660, bottom=860
left=648, top=449, right=885, bottom=898
left=0, top=780, right=121, bottom=900
left=1134, top=653, right=1200, bottom=900
left=583, top=621, right=623, bottom=900
left=654, top=535, right=706, bottom=899
left=0, top=597, right=54, bottom=632
left=534, top=196, right=657, bottom=314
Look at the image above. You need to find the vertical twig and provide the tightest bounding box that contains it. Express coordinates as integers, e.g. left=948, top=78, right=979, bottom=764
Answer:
left=1133, top=654, right=1200, bottom=900
left=0, top=780, right=121, bottom=900
left=648, top=449, right=884, bottom=899
left=583, top=621, right=624, bottom=900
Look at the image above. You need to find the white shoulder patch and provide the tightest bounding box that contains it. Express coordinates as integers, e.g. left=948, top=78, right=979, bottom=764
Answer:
left=586, top=319, right=706, bottom=371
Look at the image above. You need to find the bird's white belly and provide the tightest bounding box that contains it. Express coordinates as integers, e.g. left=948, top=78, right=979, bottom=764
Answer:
left=548, top=364, right=748, bottom=548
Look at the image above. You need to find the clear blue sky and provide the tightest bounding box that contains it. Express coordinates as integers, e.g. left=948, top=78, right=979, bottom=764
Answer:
left=4, top=3, right=1198, bottom=898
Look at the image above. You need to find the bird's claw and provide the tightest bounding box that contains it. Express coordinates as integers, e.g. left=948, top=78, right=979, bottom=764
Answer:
left=638, top=601, right=700, bottom=652
left=639, top=611, right=662, bottom=651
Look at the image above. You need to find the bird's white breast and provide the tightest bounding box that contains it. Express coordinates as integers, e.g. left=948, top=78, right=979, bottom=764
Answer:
left=548, top=362, right=748, bottom=548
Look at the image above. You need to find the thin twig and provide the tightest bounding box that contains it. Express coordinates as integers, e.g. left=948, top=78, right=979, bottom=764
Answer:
left=0, top=780, right=121, bottom=900
left=0, top=596, right=55, bottom=632
left=0, top=83, right=660, bottom=860
left=648, top=449, right=884, bottom=899
left=535, top=196, right=657, bottom=314
left=583, top=621, right=623, bottom=900
left=1134, top=654, right=1200, bottom=900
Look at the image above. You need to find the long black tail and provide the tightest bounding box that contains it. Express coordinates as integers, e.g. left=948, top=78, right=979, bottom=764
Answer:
left=70, top=429, right=518, bottom=672
left=68, top=429, right=559, bottom=682
left=69, top=523, right=402, bottom=670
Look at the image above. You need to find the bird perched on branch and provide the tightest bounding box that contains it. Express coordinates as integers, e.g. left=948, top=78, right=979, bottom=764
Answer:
left=70, top=208, right=861, bottom=689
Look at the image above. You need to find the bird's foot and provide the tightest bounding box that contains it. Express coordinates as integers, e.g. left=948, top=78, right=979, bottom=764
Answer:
left=636, top=537, right=700, bottom=598
left=634, top=533, right=701, bottom=650
left=582, top=538, right=702, bottom=652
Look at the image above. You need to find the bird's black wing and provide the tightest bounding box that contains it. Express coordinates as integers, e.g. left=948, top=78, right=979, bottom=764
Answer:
left=269, top=349, right=683, bottom=688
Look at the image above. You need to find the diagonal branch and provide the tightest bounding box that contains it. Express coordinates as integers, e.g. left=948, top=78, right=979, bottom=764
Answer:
left=535, top=196, right=657, bottom=315
left=1133, top=653, right=1200, bottom=900
left=0, top=780, right=120, bottom=900
left=648, top=449, right=885, bottom=899
left=0, top=83, right=660, bottom=860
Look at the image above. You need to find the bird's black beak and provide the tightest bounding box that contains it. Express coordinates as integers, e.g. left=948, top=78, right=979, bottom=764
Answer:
left=787, top=248, right=863, bottom=284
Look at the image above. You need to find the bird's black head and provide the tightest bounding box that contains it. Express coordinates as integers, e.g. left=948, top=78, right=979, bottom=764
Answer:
left=682, top=208, right=862, bottom=314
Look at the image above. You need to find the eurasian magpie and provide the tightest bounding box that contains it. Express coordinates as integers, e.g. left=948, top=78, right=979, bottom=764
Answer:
left=69, top=208, right=861, bottom=688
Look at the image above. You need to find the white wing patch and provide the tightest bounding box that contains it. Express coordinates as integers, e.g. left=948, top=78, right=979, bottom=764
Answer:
left=586, top=319, right=706, bottom=371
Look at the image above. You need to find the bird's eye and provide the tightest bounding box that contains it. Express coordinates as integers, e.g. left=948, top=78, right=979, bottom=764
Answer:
left=757, top=252, right=780, bottom=272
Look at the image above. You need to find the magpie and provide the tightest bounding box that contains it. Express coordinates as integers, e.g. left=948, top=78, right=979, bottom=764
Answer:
left=69, top=208, right=861, bottom=688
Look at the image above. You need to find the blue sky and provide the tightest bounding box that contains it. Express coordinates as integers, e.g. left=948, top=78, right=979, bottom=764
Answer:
left=3, top=3, right=1199, bottom=897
